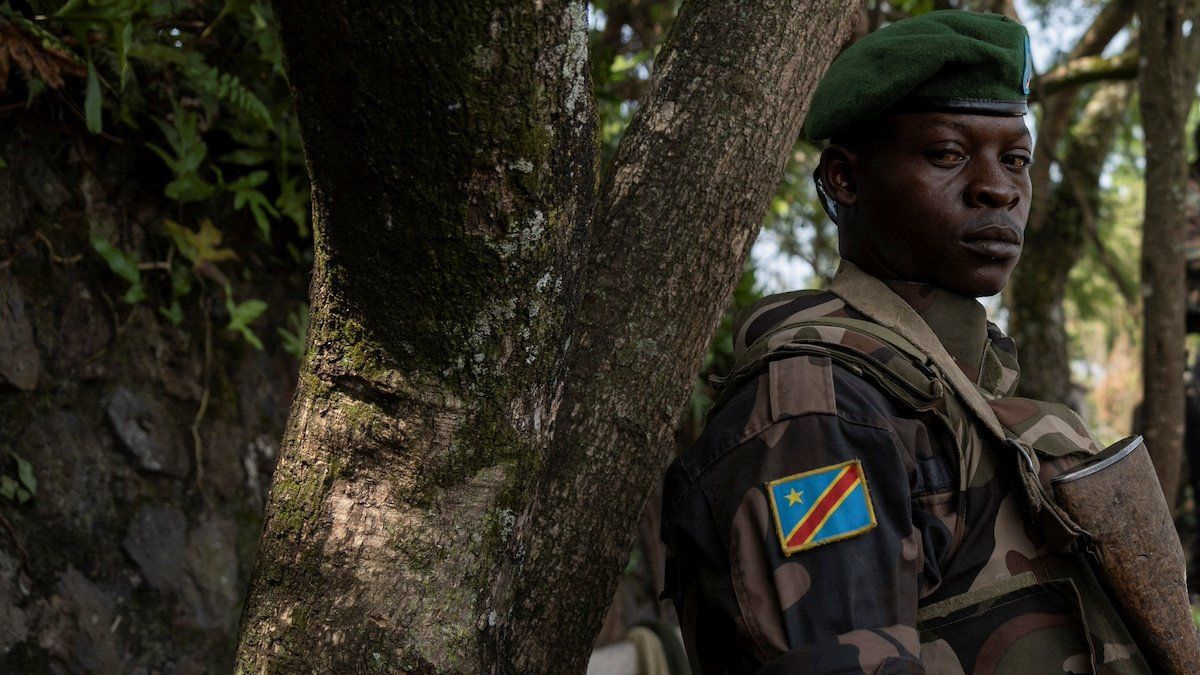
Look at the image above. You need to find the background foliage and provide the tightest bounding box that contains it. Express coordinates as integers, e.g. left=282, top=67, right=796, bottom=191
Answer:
left=2, top=0, right=310, bottom=357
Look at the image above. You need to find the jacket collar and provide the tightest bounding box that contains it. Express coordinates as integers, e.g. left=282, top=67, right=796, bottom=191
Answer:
left=864, top=272, right=1020, bottom=398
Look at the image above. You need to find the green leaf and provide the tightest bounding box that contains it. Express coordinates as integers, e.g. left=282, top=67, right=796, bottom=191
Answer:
left=148, top=106, right=215, bottom=202
left=275, top=174, right=310, bottom=236
left=90, top=231, right=146, bottom=304
left=25, top=78, right=45, bottom=108
left=54, top=0, right=89, bottom=18
left=276, top=304, right=308, bottom=358
left=89, top=232, right=140, bottom=283
left=127, top=41, right=202, bottom=68
left=145, top=142, right=178, bottom=173
left=229, top=170, right=269, bottom=190
left=12, top=452, right=35, bottom=495
left=85, top=60, right=103, bottom=134
left=609, top=51, right=649, bottom=76
left=229, top=298, right=268, bottom=325
left=237, top=190, right=278, bottom=239
left=163, top=219, right=238, bottom=265
left=164, top=174, right=215, bottom=202
left=116, top=19, right=133, bottom=85
left=224, top=287, right=267, bottom=350
left=250, top=201, right=273, bottom=239
left=148, top=0, right=192, bottom=18
left=159, top=300, right=183, bottom=325
left=226, top=170, right=279, bottom=239
left=219, top=149, right=266, bottom=166
left=168, top=260, right=192, bottom=297
left=121, top=283, right=147, bottom=304
left=181, top=62, right=272, bottom=127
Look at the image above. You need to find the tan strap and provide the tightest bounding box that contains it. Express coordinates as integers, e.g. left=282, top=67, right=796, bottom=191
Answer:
left=707, top=315, right=940, bottom=420
left=828, top=261, right=1084, bottom=545
left=829, top=261, right=1009, bottom=441
left=787, top=315, right=930, bottom=365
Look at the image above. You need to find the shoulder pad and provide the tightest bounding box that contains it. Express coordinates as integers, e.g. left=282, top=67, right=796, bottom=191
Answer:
left=707, top=317, right=943, bottom=422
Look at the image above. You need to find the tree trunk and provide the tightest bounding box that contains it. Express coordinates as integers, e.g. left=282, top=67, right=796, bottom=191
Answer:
left=1008, top=0, right=1134, bottom=404
left=235, top=0, right=860, bottom=672
left=234, top=1, right=598, bottom=671
left=1008, top=79, right=1134, bottom=407
left=1138, top=0, right=1200, bottom=507
left=486, top=1, right=860, bottom=670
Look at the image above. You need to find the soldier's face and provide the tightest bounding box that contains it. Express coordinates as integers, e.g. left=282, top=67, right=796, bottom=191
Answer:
left=825, top=112, right=1034, bottom=297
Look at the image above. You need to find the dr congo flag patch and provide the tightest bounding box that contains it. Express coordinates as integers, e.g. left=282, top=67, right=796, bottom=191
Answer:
left=766, top=459, right=877, bottom=555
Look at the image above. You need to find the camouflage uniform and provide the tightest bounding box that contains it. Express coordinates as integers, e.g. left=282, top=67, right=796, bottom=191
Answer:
left=661, top=274, right=1150, bottom=674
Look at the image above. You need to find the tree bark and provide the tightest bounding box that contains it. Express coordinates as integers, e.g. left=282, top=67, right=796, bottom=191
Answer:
left=1137, top=0, right=1200, bottom=507
left=487, top=1, right=860, bottom=670
left=234, top=1, right=598, bottom=671
left=235, top=0, right=861, bottom=672
left=1008, top=0, right=1134, bottom=404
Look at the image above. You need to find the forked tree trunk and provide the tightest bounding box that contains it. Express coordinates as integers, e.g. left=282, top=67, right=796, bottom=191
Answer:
left=1138, top=0, right=1200, bottom=508
left=234, top=1, right=861, bottom=672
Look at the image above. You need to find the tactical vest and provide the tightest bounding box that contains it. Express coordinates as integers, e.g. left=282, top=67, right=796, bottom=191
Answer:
left=705, top=269, right=1151, bottom=674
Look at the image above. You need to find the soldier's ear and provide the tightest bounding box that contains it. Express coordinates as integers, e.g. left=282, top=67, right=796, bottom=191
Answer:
left=818, top=145, right=859, bottom=211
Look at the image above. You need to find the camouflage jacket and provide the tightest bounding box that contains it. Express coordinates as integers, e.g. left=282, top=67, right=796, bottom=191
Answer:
left=661, top=274, right=1149, bottom=674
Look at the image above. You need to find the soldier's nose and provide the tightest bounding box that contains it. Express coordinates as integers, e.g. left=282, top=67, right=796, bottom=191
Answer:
left=967, top=170, right=1020, bottom=209
left=975, top=186, right=1019, bottom=209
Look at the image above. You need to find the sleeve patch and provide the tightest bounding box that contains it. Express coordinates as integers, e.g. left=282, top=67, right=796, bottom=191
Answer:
left=766, top=459, right=877, bottom=555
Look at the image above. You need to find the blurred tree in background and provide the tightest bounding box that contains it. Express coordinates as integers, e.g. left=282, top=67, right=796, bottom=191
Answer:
left=1, top=0, right=1199, bottom=671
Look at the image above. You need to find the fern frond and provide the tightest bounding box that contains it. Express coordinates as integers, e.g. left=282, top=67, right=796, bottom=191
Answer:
left=184, top=62, right=272, bottom=127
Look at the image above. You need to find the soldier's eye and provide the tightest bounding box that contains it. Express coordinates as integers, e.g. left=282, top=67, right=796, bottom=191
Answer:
left=926, top=149, right=965, bottom=164
left=1004, top=153, right=1033, bottom=169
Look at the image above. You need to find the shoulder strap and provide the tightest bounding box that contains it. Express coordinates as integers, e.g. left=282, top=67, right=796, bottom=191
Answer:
left=829, top=263, right=1009, bottom=441
left=705, top=314, right=942, bottom=424
left=828, top=261, right=1085, bottom=547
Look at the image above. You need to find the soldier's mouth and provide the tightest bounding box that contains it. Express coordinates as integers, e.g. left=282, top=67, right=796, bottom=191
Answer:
left=962, top=222, right=1022, bottom=245
left=960, top=221, right=1023, bottom=259
left=960, top=238, right=1021, bottom=259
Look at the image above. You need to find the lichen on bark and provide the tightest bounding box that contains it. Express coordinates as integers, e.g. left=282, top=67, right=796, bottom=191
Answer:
left=237, top=0, right=861, bottom=672
left=236, top=1, right=597, bottom=671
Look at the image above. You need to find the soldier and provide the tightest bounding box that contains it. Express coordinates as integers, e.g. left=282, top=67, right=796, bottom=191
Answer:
left=661, top=10, right=1165, bottom=674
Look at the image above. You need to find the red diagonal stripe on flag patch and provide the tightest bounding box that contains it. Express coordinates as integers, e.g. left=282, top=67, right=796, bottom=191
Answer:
left=786, top=464, right=861, bottom=548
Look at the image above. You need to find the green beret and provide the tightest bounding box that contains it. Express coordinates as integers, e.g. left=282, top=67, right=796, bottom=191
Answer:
left=804, top=10, right=1032, bottom=141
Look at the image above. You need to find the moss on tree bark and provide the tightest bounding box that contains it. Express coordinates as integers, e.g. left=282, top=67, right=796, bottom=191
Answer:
left=235, top=1, right=860, bottom=672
